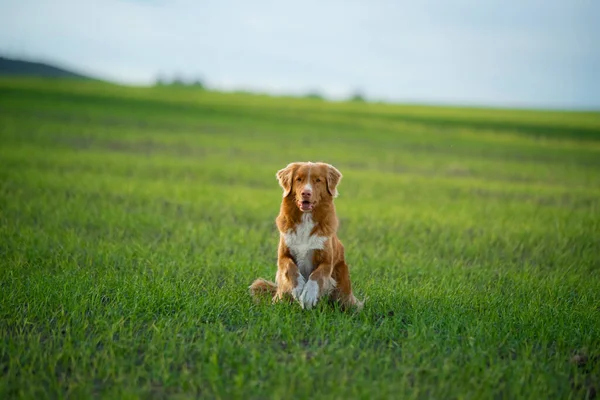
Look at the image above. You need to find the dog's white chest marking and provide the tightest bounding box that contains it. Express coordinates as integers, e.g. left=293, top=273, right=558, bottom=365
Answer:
left=283, top=213, right=327, bottom=280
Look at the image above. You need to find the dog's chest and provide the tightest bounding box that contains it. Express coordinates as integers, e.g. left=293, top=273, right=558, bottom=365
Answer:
left=283, top=214, right=327, bottom=279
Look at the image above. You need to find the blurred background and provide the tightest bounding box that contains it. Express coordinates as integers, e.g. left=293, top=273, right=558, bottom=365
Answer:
left=1, top=0, right=599, bottom=109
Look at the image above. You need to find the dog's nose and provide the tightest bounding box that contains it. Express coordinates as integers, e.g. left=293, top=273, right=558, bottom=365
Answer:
left=301, top=189, right=312, bottom=198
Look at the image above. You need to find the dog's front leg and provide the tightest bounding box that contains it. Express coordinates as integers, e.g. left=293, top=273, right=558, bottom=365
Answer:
left=274, top=242, right=305, bottom=302
left=299, top=263, right=334, bottom=310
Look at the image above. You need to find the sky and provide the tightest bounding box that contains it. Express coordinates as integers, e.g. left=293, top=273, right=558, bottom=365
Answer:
left=0, top=0, right=599, bottom=109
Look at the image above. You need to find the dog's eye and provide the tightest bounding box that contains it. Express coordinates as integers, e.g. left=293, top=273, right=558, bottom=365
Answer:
left=316, top=178, right=321, bottom=183
left=296, top=177, right=302, bottom=181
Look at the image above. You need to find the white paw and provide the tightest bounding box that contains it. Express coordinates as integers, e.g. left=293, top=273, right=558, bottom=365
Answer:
left=291, top=274, right=306, bottom=301
left=299, top=280, right=319, bottom=310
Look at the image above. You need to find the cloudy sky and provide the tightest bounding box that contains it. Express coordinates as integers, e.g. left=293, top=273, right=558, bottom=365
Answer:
left=1, top=0, right=599, bottom=109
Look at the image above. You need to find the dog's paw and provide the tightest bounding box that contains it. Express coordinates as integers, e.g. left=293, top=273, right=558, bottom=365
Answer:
left=299, top=280, right=319, bottom=310
left=291, top=274, right=306, bottom=301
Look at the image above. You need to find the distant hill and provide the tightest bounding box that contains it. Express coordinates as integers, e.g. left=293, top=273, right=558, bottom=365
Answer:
left=0, top=56, right=96, bottom=80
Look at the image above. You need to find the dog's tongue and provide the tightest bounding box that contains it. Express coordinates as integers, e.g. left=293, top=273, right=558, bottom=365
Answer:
left=301, top=201, right=312, bottom=211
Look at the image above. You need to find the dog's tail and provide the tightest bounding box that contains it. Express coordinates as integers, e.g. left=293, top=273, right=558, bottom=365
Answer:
left=249, top=278, right=277, bottom=299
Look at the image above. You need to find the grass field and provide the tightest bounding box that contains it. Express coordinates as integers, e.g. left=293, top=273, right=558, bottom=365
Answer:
left=1, top=78, right=599, bottom=399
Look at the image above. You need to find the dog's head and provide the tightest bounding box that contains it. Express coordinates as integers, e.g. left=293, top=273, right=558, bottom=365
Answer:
left=276, top=162, right=342, bottom=212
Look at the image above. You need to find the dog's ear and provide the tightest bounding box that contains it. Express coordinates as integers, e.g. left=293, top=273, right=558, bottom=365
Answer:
left=276, top=163, right=301, bottom=197
left=325, top=164, right=342, bottom=197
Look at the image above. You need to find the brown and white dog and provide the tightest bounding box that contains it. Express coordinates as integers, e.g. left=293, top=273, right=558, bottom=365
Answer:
left=250, top=162, right=363, bottom=310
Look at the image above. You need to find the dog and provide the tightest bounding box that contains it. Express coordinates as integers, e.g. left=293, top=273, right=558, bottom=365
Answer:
left=250, top=162, right=363, bottom=310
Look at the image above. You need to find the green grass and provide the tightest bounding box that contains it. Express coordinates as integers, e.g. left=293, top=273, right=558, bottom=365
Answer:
left=1, top=78, right=599, bottom=399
